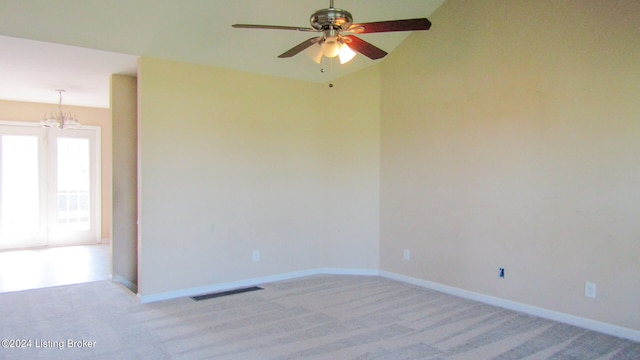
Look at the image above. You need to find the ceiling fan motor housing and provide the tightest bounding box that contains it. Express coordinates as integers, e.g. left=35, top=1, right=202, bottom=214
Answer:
left=310, top=8, right=353, bottom=30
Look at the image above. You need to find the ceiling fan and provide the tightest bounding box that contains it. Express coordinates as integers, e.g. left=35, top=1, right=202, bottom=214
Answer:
left=232, top=0, right=431, bottom=64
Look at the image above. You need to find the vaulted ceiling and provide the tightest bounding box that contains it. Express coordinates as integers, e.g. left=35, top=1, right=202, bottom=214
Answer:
left=0, top=0, right=445, bottom=108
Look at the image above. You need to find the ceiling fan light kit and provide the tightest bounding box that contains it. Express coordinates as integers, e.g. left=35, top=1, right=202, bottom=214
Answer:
left=232, top=0, right=431, bottom=65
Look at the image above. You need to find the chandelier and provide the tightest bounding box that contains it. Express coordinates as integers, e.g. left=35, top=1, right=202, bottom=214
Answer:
left=41, top=90, right=81, bottom=129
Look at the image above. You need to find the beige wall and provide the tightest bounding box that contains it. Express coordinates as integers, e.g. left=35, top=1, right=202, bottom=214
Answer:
left=0, top=99, right=112, bottom=241
left=137, top=57, right=380, bottom=296
left=380, top=0, right=640, bottom=330
left=111, top=74, right=138, bottom=289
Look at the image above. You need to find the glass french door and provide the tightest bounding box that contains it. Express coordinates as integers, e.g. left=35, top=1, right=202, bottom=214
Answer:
left=0, top=123, right=100, bottom=250
left=0, top=126, right=45, bottom=249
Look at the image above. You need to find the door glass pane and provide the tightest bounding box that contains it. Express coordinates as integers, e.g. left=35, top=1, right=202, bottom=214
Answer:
left=1, top=135, right=40, bottom=236
left=56, top=138, right=90, bottom=231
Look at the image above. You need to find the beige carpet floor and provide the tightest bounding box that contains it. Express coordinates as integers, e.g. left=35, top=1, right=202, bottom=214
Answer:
left=0, top=274, right=638, bottom=359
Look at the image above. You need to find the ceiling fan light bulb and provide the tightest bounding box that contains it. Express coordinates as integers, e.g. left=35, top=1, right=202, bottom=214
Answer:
left=305, top=43, right=323, bottom=64
left=322, top=37, right=340, bottom=58
left=338, top=43, right=356, bottom=64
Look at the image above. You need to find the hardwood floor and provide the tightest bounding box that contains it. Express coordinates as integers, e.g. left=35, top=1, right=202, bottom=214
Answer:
left=0, top=244, right=110, bottom=293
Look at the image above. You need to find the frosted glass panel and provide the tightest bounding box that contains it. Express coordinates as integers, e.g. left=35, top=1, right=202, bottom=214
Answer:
left=1, top=135, right=40, bottom=236
left=56, top=138, right=90, bottom=231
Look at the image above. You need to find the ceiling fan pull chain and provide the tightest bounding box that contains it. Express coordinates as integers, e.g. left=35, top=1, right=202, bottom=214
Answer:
left=329, top=56, right=334, bottom=76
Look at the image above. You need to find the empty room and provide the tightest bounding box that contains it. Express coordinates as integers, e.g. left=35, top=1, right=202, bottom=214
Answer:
left=0, top=0, right=638, bottom=358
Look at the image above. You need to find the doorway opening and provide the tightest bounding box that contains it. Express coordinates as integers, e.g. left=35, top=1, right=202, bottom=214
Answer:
left=0, top=122, right=106, bottom=292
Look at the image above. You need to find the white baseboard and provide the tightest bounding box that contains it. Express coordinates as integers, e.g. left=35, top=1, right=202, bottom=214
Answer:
left=379, top=271, right=640, bottom=342
left=134, top=268, right=639, bottom=342
left=137, top=267, right=379, bottom=304
left=318, top=268, right=379, bottom=276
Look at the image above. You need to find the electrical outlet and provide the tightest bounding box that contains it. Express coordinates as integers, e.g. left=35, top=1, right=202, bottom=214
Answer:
left=499, top=268, right=505, bottom=278
left=585, top=282, right=596, bottom=298
left=252, top=249, right=260, bottom=262
left=403, top=249, right=410, bottom=261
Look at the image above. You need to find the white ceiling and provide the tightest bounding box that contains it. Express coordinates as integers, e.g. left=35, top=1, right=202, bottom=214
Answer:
left=0, top=0, right=445, bottom=108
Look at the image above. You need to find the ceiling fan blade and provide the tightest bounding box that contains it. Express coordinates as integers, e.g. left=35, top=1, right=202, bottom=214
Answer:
left=278, top=37, right=321, bottom=58
left=232, top=24, right=316, bottom=32
left=348, top=18, right=431, bottom=34
left=343, top=35, right=387, bottom=60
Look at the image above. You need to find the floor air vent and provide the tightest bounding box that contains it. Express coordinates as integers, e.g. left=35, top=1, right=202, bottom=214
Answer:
left=191, top=286, right=263, bottom=301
